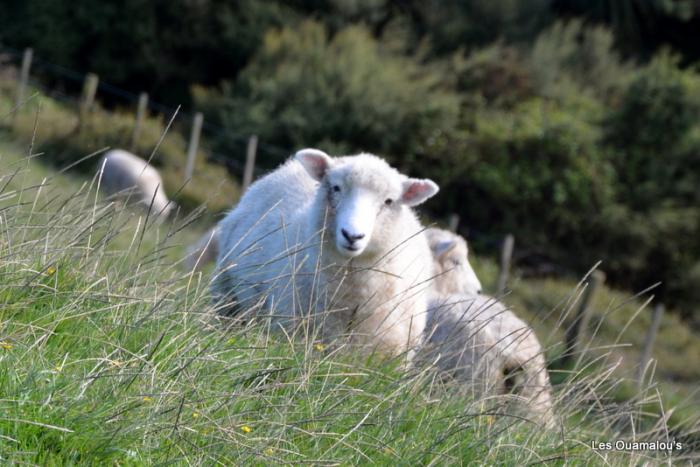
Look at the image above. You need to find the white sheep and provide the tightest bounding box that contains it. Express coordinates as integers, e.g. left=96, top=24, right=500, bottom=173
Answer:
left=426, top=227, right=482, bottom=295
left=98, top=149, right=174, bottom=218
left=424, top=294, right=555, bottom=427
left=185, top=226, right=219, bottom=272
left=424, top=228, right=555, bottom=427
left=212, top=149, right=439, bottom=359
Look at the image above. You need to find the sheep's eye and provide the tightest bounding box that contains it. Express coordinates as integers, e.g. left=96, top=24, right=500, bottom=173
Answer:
left=450, top=259, right=462, bottom=267
left=384, top=198, right=393, bottom=206
left=332, top=185, right=341, bottom=192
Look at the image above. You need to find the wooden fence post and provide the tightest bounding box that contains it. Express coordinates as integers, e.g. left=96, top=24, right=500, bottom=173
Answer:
left=242, top=134, right=258, bottom=192
left=130, top=92, right=149, bottom=151
left=563, top=270, right=606, bottom=366
left=79, top=73, right=99, bottom=125
left=12, top=47, right=33, bottom=123
left=184, top=112, right=203, bottom=182
left=448, top=213, right=460, bottom=232
left=636, top=303, right=664, bottom=389
left=496, top=234, right=514, bottom=296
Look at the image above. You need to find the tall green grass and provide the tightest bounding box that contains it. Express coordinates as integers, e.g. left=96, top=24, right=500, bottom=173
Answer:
left=1, top=136, right=696, bottom=464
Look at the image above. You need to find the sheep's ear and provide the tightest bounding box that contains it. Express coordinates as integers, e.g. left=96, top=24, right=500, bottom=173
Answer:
left=432, top=240, right=457, bottom=259
left=400, top=178, right=439, bottom=206
left=296, top=148, right=333, bottom=181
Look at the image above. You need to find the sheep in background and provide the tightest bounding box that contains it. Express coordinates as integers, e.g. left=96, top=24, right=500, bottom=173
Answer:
left=185, top=226, right=219, bottom=272
left=426, top=227, right=482, bottom=296
left=424, top=294, right=555, bottom=427
left=98, top=149, right=174, bottom=219
left=423, top=296, right=501, bottom=393
left=212, top=148, right=439, bottom=360
left=424, top=228, right=555, bottom=427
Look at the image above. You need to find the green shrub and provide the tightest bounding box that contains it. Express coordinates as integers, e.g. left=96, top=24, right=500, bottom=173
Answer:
left=598, top=52, right=700, bottom=309
left=449, top=21, right=631, bottom=108
left=605, top=52, right=700, bottom=208
left=450, top=43, right=534, bottom=107
left=528, top=20, right=633, bottom=101
left=197, top=20, right=460, bottom=168
left=406, top=0, right=553, bottom=54
left=421, top=95, right=615, bottom=266
left=591, top=202, right=700, bottom=314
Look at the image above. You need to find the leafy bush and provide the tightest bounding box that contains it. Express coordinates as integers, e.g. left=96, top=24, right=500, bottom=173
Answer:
left=450, top=43, right=535, bottom=107
left=598, top=53, right=700, bottom=308
left=421, top=95, right=615, bottom=266
left=592, top=204, right=700, bottom=310
left=605, top=52, right=700, bottom=208
left=424, top=47, right=700, bottom=314
left=197, top=21, right=460, bottom=168
left=529, top=20, right=632, bottom=100
left=405, top=0, right=553, bottom=55
left=448, top=21, right=631, bottom=108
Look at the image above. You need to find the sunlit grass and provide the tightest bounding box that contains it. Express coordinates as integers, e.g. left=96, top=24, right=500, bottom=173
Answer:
left=0, top=132, right=697, bottom=463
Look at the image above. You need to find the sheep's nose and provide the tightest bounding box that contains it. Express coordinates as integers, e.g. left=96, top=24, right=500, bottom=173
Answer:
left=477, top=289, right=483, bottom=295
left=341, top=228, right=365, bottom=243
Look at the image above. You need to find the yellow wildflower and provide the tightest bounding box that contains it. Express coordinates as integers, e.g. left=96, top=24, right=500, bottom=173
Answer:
left=192, top=412, right=200, bottom=418
left=241, top=425, right=253, bottom=433
left=0, top=342, right=13, bottom=350
left=265, top=447, right=274, bottom=456
left=314, top=343, right=326, bottom=352
left=46, top=266, right=57, bottom=276
left=143, top=396, right=153, bottom=403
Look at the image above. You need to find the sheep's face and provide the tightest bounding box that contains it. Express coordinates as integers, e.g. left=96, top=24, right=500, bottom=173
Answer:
left=428, top=229, right=483, bottom=295
left=296, top=149, right=439, bottom=258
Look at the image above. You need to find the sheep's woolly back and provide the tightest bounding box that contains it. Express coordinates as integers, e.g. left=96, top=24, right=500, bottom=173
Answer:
left=423, top=293, right=555, bottom=427
left=98, top=149, right=172, bottom=218
left=212, top=151, right=436, bottom=360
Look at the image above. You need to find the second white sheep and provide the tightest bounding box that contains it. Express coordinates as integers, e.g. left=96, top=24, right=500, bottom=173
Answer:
left=98, top=149, right=174, bottom=219
left=424, top=227, right=555, bottom=427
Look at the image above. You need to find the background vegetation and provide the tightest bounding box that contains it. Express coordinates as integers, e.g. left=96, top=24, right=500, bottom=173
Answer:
left=3, top=0, right=697, bottom=322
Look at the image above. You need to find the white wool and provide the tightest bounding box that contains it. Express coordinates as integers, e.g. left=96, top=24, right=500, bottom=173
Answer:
left=212, top=149, right=439, bottom=359
left=98, top=149, right=173, bottom=218
left=423, top=228, right=556, bottom=427
left=423, top=293, right=555, bottom=427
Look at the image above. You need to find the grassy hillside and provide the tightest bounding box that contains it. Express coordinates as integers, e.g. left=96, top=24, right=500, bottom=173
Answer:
left=0, top=76, right=240, bottom=216
left=1, top=136, right=697, bottom=464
